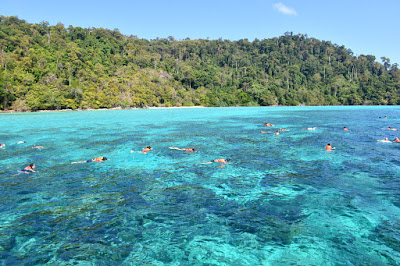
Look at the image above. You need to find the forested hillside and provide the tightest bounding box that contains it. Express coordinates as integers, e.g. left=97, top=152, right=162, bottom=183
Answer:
left=1, top=16, right=399, bottom=111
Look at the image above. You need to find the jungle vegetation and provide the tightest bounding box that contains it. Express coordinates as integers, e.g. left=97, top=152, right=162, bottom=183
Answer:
left=1, top=16, right=399, bottom=111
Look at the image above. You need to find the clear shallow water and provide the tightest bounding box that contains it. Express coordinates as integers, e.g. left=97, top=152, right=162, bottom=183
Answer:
left=1, top=106, right=400, bottom=265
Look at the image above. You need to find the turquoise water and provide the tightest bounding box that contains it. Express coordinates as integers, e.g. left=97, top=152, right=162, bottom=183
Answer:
left=1, top=106, right=400, bottom=265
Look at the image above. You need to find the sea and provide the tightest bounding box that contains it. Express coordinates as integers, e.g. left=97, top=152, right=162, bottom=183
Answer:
left=0, top=106, right=400, bottom=265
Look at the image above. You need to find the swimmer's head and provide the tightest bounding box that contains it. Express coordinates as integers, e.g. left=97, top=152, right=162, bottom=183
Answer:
left=103, top=157, right=108, bottom=161
left=226, top=158, right=230, bottom=162
left=147, top=146, right=151, bottom=149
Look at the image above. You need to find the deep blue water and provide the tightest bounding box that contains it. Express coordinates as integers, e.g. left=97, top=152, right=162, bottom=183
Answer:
left=1, top=106, right=400, bottom=265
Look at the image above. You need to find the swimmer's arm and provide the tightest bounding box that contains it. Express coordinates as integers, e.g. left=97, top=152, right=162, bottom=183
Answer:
left=71, top=161, right=87, bottom=164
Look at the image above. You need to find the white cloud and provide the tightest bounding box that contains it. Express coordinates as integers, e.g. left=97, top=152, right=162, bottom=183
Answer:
left=273, top=3, right=298, bottom=16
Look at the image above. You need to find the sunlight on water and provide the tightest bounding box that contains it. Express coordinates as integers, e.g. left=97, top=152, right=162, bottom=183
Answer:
left=1, top=106, right=400, bottom=264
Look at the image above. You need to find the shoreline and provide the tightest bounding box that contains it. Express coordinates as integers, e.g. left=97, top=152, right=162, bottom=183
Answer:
left=0, top=104, right=392, bottom=114
left=0, top=105, right=207, bottom=114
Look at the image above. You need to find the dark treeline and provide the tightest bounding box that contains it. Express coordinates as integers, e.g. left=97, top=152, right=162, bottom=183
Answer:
left=1, top=16, right=399, bottom=111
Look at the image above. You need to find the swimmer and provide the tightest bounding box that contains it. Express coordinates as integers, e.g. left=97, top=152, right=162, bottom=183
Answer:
left=18, top=163, right=36, bottom=174
left=343, top=127, right=348, bottom=131
left=71, top=157, right=108, bottom=164
left=16, top=141, right=26, bottom=144
left=130, top=146, right=152, bottom=153
left=387, top=127, right=398, bottom=131
left=141, top=146, right=152, bottom=153
left=261, top=130, right=282, bottom=135
left=378, top=138, right=391, bottom=143
left=264, top=123, right=274, bottom=127
left=32, top=145, right=44, bottom=149
left=196, top=158, right=230, bottom=165
left=279, top=128, right=289, bottom=131
left=169, top=146, right=196, bottom=152
left=302, top=127, right=316, bottom=130
left=0, top=143, right=5, bottom=149
left=325, top=143, right=335, bottom=151
left=394, top=137, right=400, bottom=143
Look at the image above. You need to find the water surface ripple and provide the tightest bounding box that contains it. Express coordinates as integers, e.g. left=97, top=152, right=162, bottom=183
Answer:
left=1, top=106, right=400, bottom=265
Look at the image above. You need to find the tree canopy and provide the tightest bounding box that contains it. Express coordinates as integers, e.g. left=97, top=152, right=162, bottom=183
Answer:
left=1, top=17, right=399, bottom=111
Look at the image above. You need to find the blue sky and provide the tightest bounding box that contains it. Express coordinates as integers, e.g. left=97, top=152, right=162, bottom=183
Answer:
left=2, top=0, right=399, bottom=65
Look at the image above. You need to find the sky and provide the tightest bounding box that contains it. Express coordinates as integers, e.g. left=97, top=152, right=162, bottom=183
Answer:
left=2, top=0, right=399, bottom=65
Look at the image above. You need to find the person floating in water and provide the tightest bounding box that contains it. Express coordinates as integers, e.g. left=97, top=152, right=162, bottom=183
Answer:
left=71, top=157, right=108, bottom=164
left=343, top=127, right=348, bottom=131
left=378, top=138, right=391, bottom=143
left=169, top=146, right=196, bottom=152
left=16, top=141, right=26, bottom=144
left=196, top=158, right=230, bottom=165
left=264, top=123, right=274, bottom=127
left=20, top=163, right=36, bottom=173
left=394, top=137, right=400, bottom=143
left=131, top=146, right=152, bottom=153
left=387, top=127, right=398, bottom=131
left=261, top=130, right=280, bottom=134
left=142, top=146, right=152, bottom=153
left=32, top=145, right=44, bottom=149
left=325, top=143, right=335, bottom=151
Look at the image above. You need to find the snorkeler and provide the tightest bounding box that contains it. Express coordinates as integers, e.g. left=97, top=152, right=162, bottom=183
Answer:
left=196, top=158, right=230, bottom=165
left=325, top=143, right=335, bottom=151
left=130, top=146, right=152, bottom=153
left=19, top=163, right=36, bottom=173
left=169, top=146, right=196, bottom=152
left=263, top=123, right=274, bottom=127
left=71, top=157, right=108, bottom=164
left=142, top=146, right=152, bottom=152
left=32, top=145, right=44, bottom=149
